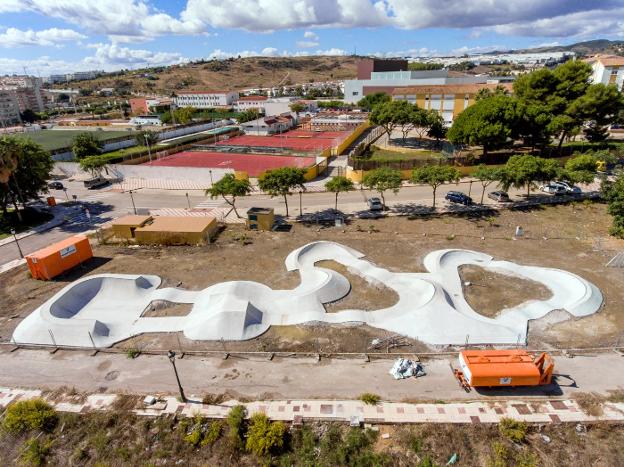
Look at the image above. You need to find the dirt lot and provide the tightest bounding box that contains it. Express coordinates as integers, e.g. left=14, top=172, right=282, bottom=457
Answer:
left=459, top=265, right=552, bottom=318
left=1, top=202, right=623, bottom=352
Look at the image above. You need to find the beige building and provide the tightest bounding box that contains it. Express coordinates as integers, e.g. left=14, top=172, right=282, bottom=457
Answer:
left=133, top=216, right=218, bottom=245
left=392, top=83, right=514, bottom=125
left=0, top=91, right=21, bottom=126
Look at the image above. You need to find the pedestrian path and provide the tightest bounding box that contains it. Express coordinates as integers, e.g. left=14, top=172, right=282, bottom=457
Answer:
left=113, top=178, right=207, bottom=191
left=1, top=386, right=623, bottom=425
left=78, top=192, right=116, bottom=203
left=193, top=198, right=226, bottom=210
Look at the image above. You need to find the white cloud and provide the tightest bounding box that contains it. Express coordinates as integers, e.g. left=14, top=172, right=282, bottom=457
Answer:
left=304, top=30, right=319, bottom=40
left=489, top=8, right=624, bottom=38
left=5, top=0, right=203, bottom=41
left=372, top=47, right=437, bottom=58
left=84, top=43, right=188, bottom=67
left=0, top=27, right=86, bottom=47
left=315, top=48, right=347, bottom=56
left=181, top=0, right=389, bottom=31
left=297, top=40, right=320, bottom=48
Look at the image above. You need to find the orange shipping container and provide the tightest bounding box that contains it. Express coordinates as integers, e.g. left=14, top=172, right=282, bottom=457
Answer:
left=457, top=350, right=554, bottom=388
left=26, top=235, right=93, bottom=280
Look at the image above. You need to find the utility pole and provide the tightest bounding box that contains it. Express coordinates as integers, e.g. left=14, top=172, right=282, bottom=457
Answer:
left=167, top=350, right=186, bottom=402
left=128, top=190, right=137, bottom=215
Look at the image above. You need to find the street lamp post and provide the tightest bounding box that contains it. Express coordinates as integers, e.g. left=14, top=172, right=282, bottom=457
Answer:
left=185, top=192, right=191, bottom=210
left=10, top=229, right=23, bottom=259
left=209, top=169, right=213, bottom=186
left=167, top=350, right=186, bottom=403
left=129, top=190, right=137, bottom=215
left=144, top=134, right=152, bottom=163
left=63, top=188, right=69, bottom=200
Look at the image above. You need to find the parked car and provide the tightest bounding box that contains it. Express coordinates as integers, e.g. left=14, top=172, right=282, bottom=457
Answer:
left=445, top=191, right=472, bottom=205
left=487, top=191, right=511, bottom=202
left=47, top=181, right=64, bottom=190
left=83, top=176, right=109, bottom=189
left=367, top=197, right=384, bottom=211
left=553, top=181, right=582, bottom=194
left=539, top=183, right=566, bottom=195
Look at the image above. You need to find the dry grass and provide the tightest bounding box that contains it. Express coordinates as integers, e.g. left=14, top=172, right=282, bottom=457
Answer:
left=574, top=392, right=605, bottom=416
left=459, top=265, right=552, bottom=317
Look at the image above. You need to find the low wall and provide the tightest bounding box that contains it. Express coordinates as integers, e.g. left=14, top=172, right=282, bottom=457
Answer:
left=334, top=122, right=370, bottom=156
left=55, top=161, right=233, bottom=187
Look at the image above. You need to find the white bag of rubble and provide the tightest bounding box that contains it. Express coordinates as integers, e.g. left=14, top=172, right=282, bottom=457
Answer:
left=389, top=358, right=425, bottom=380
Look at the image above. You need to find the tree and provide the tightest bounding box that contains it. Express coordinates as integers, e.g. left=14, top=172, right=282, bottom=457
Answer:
left=0, top=138, right=53, bottom=221
left=411, top=165, right=461, bottom=208
left=289, top=102, right=306, bottom=114
left=135, top=130, right=159, bottom=148
left=564, top=153, right=598, bottom=184
left=499, top=154, right=559, bottom=198
left=258, top=167, right=306, bottom=216
left=357, top=92, right=391, bottom=112
left=325, top=176, right=354, bottom=211
left=245, top=413, right=286, bottom=458
left=0, top=136, right=20, bottom=184
left=603, top=175, right=624, bottom=238
left=174, top=106, right=196, bottom=124
left=237, top=109, right=260, bottom=123
left=427, top=112, right=447, bottom=143
left=20, top=109, right=38, bottom=124
left=71, top=132, right=102, bottom=160
left=447, top=95, right=518, bottom=157
left=207, top=173, right=252, bottom=218
left=571, top=84, right=624, bottom=142
left=369, top=100, right=413, bottom=141
left=475, top=85, right=510, bottom=101
left=79, top=156, right=108, bottom=178
left=362, top=167, right=402, bottom=208
left=472, top=164, right=501, bottom=204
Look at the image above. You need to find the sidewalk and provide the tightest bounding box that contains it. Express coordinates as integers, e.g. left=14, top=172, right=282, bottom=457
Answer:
left=1, top=386, right=623, bottom=425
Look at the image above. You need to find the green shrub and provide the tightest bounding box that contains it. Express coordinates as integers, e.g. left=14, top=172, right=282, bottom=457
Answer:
left=419, top=455, right=439, bottom=467
left=126, top=348, right=140, bottom=359
left=290, top=425, right=318, bottom=464
left=226, top=405, right=247, bottom=450
left=487, top=441, right=510, bottom=467
left=19, top=437, right=52, bottom=467
left=498, top=417, right=528, bottom=443
left=359, top=393, right=381, bottom=405
left=2, top=399, right=58, bottom=434
left=201, top=421, right=222, bottom=446
left=245, top=413, right=286, bottom=458
left=517, top=449, right=538, bottom=467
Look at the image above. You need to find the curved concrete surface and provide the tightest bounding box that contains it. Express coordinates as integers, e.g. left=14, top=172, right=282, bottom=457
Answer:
left=12, top=242, right=603, bottom=347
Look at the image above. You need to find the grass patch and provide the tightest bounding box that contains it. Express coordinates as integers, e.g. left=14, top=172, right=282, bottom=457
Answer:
left=359, top=393, right=381, bottom=405
left=364, top=148, right=444, bottom=162
left=498, top=418, right=528, bottom=443
left=574, top=392, right=604, bottom=416
left=18, top=129, right=135, bottom=151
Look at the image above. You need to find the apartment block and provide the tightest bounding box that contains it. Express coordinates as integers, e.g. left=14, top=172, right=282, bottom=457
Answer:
left=174, top=90, right=239, bottom=108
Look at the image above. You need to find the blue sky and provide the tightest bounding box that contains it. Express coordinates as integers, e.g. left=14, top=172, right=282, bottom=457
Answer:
left=0, top=1, right=623, bottom=76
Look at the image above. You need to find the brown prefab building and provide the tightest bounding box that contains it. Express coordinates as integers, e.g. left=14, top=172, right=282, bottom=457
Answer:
left=134, top=216, right=218, bottom=245
left=111, top=215, right=153, bottom=239
left=246, top=207, right=275, bottom=231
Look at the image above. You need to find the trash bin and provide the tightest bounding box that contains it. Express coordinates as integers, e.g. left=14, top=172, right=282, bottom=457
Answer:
left=46, top=196, right=56, bottom=207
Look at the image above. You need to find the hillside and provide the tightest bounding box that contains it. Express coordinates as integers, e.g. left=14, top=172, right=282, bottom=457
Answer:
left=515, top=39, right=624, bottom=56
left=58, top=55, right=359, bottom=95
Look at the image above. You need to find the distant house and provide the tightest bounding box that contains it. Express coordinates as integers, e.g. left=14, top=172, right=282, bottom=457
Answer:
left=240, top=114, right=294, bottom=135
left=129, top=115, right=162, bottom=126
left=587, top=55, right=624, bottom=90
left=234, top=95, right=268, bottom=112
left=174, top=90, right=239, bottom=108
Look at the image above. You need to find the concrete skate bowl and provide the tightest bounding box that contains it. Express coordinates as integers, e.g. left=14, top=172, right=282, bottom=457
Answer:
left=48, top=275, right=159, bottom=320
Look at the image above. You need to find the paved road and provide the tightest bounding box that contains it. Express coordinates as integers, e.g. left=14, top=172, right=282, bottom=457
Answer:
left=0, top=348, right=622, bottom=401
left=0, top=177, right=544, bottom=264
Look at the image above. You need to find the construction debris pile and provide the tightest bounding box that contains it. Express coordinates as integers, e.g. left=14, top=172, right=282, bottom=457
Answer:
left=389, top=358, right=426, bottom=380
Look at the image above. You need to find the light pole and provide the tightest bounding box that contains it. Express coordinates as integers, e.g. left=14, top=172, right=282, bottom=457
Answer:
left=167, top=350, right=186, bottom=403
left=128, top=190, right=137, bottom=215
left=62, top=188, right=69, bottom=200
left=299, top=190, right=303, bottom=216
left=185, top=192, right=191, bottom=210
left=10, top=229, right=23, bottom=259
left=209, top=169, right=213, bottom=186
left=144, top=134, right=152, bottom=163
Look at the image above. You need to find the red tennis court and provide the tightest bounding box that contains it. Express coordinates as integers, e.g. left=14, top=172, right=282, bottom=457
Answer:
left=145, top=151, right=316, bottom=177
left=217, top=134, right=337, bottom=151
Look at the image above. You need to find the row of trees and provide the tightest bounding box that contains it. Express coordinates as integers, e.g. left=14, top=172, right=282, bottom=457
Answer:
left=448, top=61, right=624, bottom=155
left=208, top=153, right=603, bottom=217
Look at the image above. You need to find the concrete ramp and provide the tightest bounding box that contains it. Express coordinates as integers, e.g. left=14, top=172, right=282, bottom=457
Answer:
left=12, top=242, right=603, bottom=347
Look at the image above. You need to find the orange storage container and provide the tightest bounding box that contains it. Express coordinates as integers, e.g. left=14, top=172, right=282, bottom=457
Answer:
left=26, top=235, right=93, bottom=280
left=456, top=350, right=554, bottom=388
left=46, top=196, right=56, bottom=207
